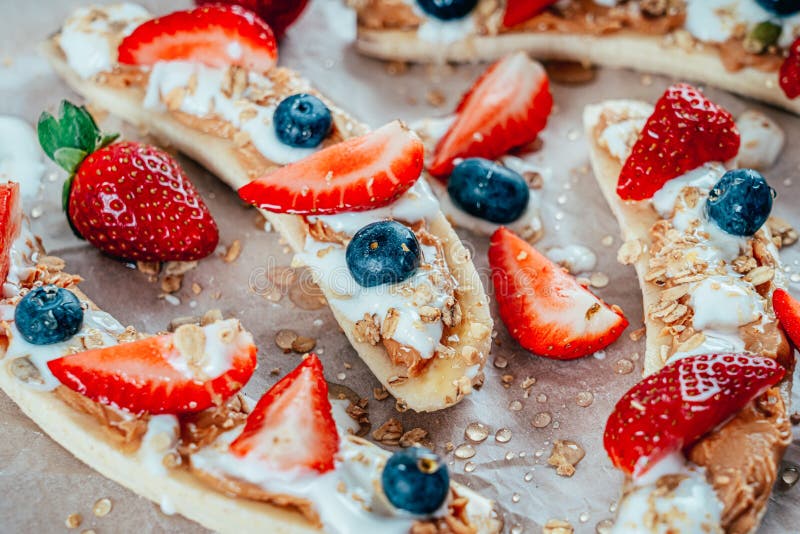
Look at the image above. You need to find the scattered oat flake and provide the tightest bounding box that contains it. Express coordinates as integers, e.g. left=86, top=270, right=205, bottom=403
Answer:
left=191, top=282, right=203, bottom=295
left=223, top=240, right=242, bottom=263
left=65, top=513, right=82, bottom=529
left=547, top=440, right=586, bottom=477
left=93, top=497, right=112, bottom=517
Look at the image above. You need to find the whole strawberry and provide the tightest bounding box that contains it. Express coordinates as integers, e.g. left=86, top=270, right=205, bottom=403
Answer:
left=38, top=101, right=219, bottom=262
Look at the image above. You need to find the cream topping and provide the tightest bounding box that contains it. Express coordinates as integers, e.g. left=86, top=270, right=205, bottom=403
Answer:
left=684, top=0, right=800, bottom=48
left=59, top=3, right=151, bottom=79
left=0, top=117, right=46, bottom=201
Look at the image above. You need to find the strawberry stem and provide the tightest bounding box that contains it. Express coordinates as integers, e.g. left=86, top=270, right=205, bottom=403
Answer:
left=37, top=100, right=119, bottom=240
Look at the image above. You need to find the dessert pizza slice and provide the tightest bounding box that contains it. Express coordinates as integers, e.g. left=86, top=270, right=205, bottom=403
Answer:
left=583, top=84, right=794, bottom=533
left=0, top=180, right=501, bottom=533
left=42, top=3, right=494, bottom=412
left=349, top=0, right=800, bottom=115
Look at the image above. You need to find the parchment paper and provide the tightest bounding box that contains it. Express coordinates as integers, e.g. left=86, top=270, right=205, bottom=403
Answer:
left=0, top=1, right=798, bottom=532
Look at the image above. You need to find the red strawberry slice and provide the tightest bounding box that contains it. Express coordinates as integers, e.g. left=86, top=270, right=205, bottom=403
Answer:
left=503, top=0, right=557, bottom=28
left=0, top=182, right=21, bottom=285
left=604, top=353, right=785, bottom=477
left=617, top=83, right=740, bottom=201
left=195, top=0, right=309, bottom=39
left=48, top=320, right=257, bottom=415
left=230, top=354, right=338, bottom=473
left=488, top=227, right=628, bottom=359
left=238, top=121, right=424, bottom=215
left=780, top=38, right=800, bottom=99
left=429, top=52, right=552, bottom=178
left=773, top=288, right=800, bottom=348
left=118, top=5, right=278, bottom=72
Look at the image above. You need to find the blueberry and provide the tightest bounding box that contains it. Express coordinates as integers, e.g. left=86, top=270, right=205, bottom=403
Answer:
left=273, top=93, right=333, bottom=148
left=346, top=221, right=421, bottom=288
left=382, top=447, right=450, bottom=515
left=706, top=169, right=775, bottom=237
left=416, top=0, right=478, bottom=20
left=15, top=285, right=84, bottom=345
left=447, top=158, right=530, bottom=224
left=756, top=0, right=800, bottom=16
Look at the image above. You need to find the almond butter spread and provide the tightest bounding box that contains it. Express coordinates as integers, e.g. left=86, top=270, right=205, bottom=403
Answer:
left=55, top=386, right=148, bottom=452
left=688, top=390, right=792, bottom=534
left=718, top=38, right=784, bottom=73
left=178, top=394, right=250, bottom=455
left=508, top=0, right=685, bottom=36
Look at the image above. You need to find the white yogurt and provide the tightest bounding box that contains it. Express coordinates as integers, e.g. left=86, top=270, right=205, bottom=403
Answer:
left=164, top=319, right=253, bottom=380
left=0, top=117, right=46, bottom=201
left=191, top=430, right=431, bottom=534
left=138, top=414, right=180, bottom=476
left=613, top=453, right=723, bottom=534
left=400, top=0, right=477, bottom=44
left=736, top=110, right=785, bottom=171
left=690, top=275, right=764, bottom=332
left=143, top=61, right=317, bottom=165
left=546, top=244, right=597, bottom=274
left=59, top=3, right=151, bottom=79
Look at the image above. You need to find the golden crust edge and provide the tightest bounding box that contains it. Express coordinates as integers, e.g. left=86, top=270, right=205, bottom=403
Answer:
left=354, top=28, right=800, bottom=116
left=40, top=38, right=494, bottom=414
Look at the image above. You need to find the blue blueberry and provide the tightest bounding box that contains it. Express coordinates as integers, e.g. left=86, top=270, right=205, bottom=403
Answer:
left=346, top=221, right=421, bottom=288
left=756, top=0, right=800, bottom=16
left=15, top=285, right=84, bottom=345
left=273, top=93, right=333, bottom=148
left=382, top=447, right=450, bottom=515
left=416, top=0, right=478, bottom=20
left=706, top=169, right=775, bottom=237
left=447, top=158, right=530, bottom=224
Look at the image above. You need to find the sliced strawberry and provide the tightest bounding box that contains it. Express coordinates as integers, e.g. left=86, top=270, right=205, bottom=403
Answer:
left=48, top=320, right=257, bottom=415
left=503, top=0, right=557, bottom=28
left=773, top=288, right=800, bottom=348
left=780, top=37, right=800, bottom=99
left=617, top=83, right=740, bottom=201
left=0, top=182, right=21, bottom=285
left=488, top=227, right=628, bottom=359
left=194, top=0, right=309, bottom=38
left=230, top=354, right=338, bottom=473
left=118, top=5, right=278, bottom=72
left=604, top=353, right=785, bottom=477
left=429, top=52, right=552, bottom=178
left=238, top=121, right=424, bottom=214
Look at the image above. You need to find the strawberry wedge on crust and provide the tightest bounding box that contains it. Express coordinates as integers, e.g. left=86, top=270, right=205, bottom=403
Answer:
left=0, top=182, right=21, bottom=284
left=429, top=52, right=553, bottom=178
left=118, top=5, right=278, bottom=72
left=49, top=319, right=257, bottom=415
left=773, top=288, right=800, bottom=348
left=617, top=83, right=740, bottom=201
left=238, top=121, right=424, bottom=214
left=230, top=354, right=338, bottom=473
left=502, top=0, right=558, bottom=28
left=488, top=227, right=627, bottom=359
left=604, top=353, right=785, bottom=477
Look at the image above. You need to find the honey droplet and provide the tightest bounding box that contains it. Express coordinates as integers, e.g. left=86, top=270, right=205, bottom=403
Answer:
left=465, top=422, right=490, bottom=443
left=576, top=391, right=594, bottom=407
left=495, top=428, right=512, bottom=443
left=533, top=412, right=553, bottom=428
left=454, top=444, right=476, bottom=460
left=614, top=359, right=634, bottom=375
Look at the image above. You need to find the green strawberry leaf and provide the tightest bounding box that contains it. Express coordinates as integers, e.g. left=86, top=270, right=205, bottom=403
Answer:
left=53, top=147, right=88, bottom=176
left=37, top=100, right=118, bottom=174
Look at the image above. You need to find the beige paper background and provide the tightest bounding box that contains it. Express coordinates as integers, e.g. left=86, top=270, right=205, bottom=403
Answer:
left=0, top=1, right=798, bottom=532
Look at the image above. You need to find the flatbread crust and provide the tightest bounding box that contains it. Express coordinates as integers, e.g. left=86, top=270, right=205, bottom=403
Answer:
left=355, top=28, right=800, bottom=116
left=40, top=39, right=493, bottom=414
left=583, top=100, right=793, bottom=534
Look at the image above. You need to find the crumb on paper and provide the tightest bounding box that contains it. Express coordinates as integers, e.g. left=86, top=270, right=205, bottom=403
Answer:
left=547, top=440, right=586, bottom=477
